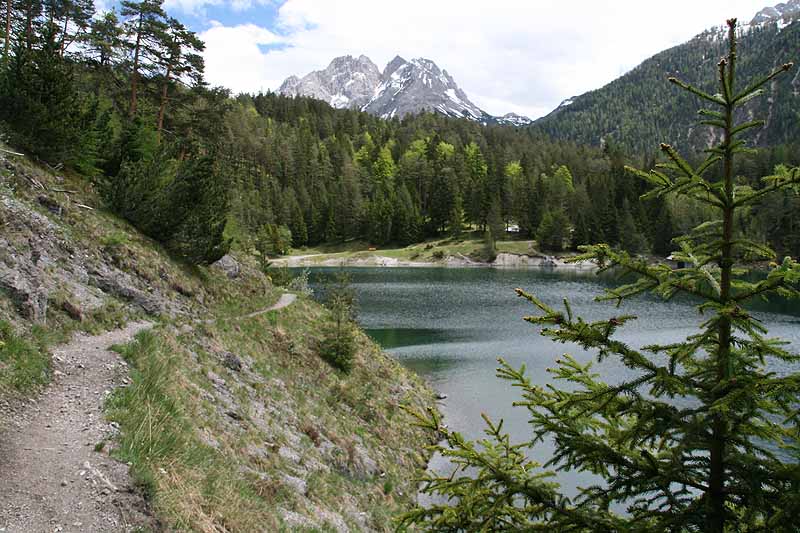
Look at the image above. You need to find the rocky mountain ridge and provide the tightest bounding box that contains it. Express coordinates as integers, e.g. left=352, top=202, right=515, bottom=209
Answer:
left=279, top=55, right=531, bottom=126
left=750, top=0, right=800, bottom=25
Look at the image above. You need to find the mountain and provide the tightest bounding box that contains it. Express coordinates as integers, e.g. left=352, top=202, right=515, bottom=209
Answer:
left=751, top=0, right=800, bottom=24
left=277, top=54, right=382, bottom=110
left=278, top=55, right=531, bottom=126
left=532, top=2, right=800, bottom=153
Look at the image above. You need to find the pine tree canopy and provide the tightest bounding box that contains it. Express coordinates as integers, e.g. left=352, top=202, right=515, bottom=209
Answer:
left=400, top=19, right=800, bottom=533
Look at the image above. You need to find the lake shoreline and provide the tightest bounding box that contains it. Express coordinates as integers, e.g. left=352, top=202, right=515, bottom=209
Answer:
left=273, top=251, right=599, bottom=269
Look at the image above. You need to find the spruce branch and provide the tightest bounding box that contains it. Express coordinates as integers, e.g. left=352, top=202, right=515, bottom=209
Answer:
left=668, top=77, right=725, bottom=105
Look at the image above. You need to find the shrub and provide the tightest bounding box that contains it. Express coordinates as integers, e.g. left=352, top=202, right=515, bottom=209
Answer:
left=319, top=272, right=357, bottom=372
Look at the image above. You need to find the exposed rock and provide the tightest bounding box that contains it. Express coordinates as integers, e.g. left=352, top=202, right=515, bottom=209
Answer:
left=279, top=55, right=382, bottom=110
left=278, top=445, right=301, bottom=464
left=62, top=300, right=84, bottom=322
left=492, top=252, right=596, bottom=269
left=211, top=254, right=240, bottom=279
left=220, top=351, right=243, bottom=372
left=280, top=509, right=320, bottom=531
left=350, top=443, right=379, bottom=478
left=751, top=0, right=800, bottom=24
left=281, top=473, right=307, bottom=495
left=0, top=268, right=48, bottom=322
left=88, top=267, right=162, bottom=315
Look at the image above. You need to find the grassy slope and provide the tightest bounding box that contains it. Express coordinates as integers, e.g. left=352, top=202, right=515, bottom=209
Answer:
left=108, top=277, right=435, bottom=532
left=0, top=151, right=437, bottom=532
left=286, top=232, right=540, bottom=265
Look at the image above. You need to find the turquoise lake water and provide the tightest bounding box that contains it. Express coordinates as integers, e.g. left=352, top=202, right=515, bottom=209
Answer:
left=306, top=266, right=800, bottom=497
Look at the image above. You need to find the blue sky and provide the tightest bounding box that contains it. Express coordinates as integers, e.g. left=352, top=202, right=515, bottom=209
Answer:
left=145, top=0, right=770, bottom=119
left=176, top=0, right=285, bottom=35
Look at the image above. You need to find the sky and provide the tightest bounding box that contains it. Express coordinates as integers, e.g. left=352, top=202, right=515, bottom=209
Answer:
left=152, top=0, right=769, bottom=119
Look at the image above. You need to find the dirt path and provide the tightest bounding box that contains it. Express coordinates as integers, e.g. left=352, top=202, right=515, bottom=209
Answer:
left=239, top=292, right=297, bottom=320
left=0, top=322, right=155, bottom=533
left=0, top=292, right=299, bottom=533
left=203, top=292, right=297, bottom=325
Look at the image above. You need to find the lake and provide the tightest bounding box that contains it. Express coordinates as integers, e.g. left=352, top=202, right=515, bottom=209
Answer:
left=306, top=266, right=800, bottom=497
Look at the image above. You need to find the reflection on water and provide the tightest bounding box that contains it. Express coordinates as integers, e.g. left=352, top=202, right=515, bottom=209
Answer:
left=364, top=328, right=471, bottom=349
left=307, top=266, right=800, bottom=496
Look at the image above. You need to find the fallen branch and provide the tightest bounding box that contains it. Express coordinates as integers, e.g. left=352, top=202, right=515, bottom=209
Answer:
left=0, top=147, right=24, bottom=156
left=50, top=188, right=78, bottom=194
left=23, top=174, right=46, bottom=190
left=74, top=203, right=94, bottom=210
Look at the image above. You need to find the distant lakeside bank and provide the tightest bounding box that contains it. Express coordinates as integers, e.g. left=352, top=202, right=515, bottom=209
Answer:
left=272, top=250, right=598, bottom=269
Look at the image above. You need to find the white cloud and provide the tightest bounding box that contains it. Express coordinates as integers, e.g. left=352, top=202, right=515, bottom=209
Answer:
left=200, top=22, right=285, bottom=94
left=199, top=0, right=767, bottom=119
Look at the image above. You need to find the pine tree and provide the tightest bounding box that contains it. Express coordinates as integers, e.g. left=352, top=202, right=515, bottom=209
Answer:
left=401, top=19, right=800, bottom=532
left=154, top=17, right=203, bottom=136
left=162, top=154, right=230, bottom=264
left=535, top=208, right=569, bottom=252
left=120, top=0, right=166, bottom=116
left=49, top=0, right=94, bottom=58
left=85, top=11, right=123, bottom=68
left=0, top=23, right=94, bottom=166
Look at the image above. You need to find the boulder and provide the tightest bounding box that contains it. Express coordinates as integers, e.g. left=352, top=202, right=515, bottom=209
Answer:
left=211, top=255, right=240, bottom=279
left=0, top=267, right=48, bottom=322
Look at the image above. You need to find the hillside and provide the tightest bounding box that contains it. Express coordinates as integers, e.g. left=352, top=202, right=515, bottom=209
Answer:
left=0, top=149, right=436, bottom=532
left=532, top=14, right=800, bottom=153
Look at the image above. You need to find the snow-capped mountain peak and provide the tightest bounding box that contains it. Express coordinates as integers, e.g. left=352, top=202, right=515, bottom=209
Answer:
left=497, top=113, right=533, bottom=127
left=278, top=55, right=528, bottom=126
left=750, top=0, right=800, bottom=25
left=361, top=56, right=486, bottom=121
left=278, top=55, right=381, bottom=110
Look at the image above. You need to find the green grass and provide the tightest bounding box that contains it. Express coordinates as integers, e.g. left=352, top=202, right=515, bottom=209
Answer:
left=0, top=321, right=50, bottom=395
left=107, top=329, right=285, bottom=532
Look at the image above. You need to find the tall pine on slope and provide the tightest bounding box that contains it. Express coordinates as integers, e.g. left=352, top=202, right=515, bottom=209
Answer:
left=401, top=19, right=800, bottom=532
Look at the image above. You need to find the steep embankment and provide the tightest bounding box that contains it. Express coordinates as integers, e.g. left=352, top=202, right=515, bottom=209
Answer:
left=0, top=149, right=437, bottom=532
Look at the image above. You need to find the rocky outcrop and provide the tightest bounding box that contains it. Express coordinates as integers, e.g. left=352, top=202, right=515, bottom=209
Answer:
left=0, top=268, right=48, bottom=322
left=0, top=155, right=194, bottom=325
left=211, top=254, right=241, bottom=279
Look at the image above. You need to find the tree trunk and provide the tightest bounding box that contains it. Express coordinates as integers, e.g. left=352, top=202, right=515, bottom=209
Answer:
left=707, top=29, right=737, bottom=533
left=59, top=13, right=68, bottom=57
left=25, top=11, right=32, bottom=50
left=4, top=0, right=10, bottom=66
left=156, top=64, right=171, bottom=138
left=129, top=13, right=142, bottom=116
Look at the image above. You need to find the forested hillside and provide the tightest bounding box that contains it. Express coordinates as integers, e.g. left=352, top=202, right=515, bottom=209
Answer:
left=1, top=0, right=799, bottom=262
left=533, top=18, right=800, bottom=154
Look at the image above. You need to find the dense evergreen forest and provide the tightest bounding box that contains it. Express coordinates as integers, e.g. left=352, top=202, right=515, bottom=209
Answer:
left=533, top=20, right=800, bottom=154
left=1, top=0, right=798, bottom=263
